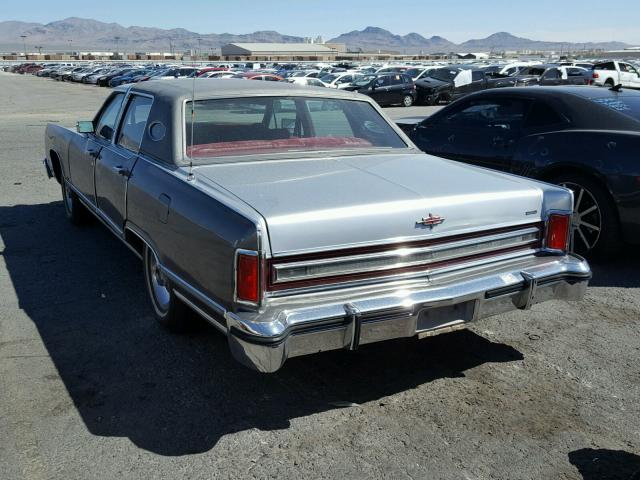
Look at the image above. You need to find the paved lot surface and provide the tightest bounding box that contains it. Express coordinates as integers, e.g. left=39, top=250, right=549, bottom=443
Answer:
left=1, top=72, right=639, bottom=480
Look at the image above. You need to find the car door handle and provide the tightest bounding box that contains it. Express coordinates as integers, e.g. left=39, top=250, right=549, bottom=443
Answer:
left=113, top=165, right=130, bottom=176
left=87, top=148, right=100, bottom=158
left=447, top=134, right=455, bottom=143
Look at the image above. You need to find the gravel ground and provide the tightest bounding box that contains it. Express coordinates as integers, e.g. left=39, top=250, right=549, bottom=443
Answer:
left=1, top=72, right=639, bottom=480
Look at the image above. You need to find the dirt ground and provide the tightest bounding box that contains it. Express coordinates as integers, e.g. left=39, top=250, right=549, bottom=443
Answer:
left=0, top=72, right=639, bottom=480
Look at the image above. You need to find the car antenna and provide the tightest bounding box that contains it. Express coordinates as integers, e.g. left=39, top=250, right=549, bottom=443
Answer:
left=187, top=72, right=196, bottom=182
left=610, top=83, right=623, bottom=92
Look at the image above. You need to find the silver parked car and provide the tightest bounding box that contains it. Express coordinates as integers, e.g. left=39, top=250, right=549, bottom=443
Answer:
left=44, top=80, right=590, bottom=372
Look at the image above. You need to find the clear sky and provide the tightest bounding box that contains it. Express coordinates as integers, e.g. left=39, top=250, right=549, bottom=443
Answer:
left=3, top=0, right=640, bottom=44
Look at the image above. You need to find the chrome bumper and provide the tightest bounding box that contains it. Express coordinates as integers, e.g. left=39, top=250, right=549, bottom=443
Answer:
left=226, top=253, right=590, bottom=373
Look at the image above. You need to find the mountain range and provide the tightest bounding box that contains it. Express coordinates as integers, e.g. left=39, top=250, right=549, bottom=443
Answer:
left=0, top=18, right=631, bottom=53
left=328, top=27, right=630, bottom=53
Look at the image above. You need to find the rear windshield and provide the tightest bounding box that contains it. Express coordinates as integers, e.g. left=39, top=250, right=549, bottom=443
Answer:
left=590, top=96, right=640, bottom=122
left=185, top=96, right=407, bottom=159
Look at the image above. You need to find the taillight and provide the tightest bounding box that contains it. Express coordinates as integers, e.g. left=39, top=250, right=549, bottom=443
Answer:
left=592, top=72, right=599, bottom=79
left=236, top=251, right=260, bottom=304
left=546, top=214, right=571, bottom=252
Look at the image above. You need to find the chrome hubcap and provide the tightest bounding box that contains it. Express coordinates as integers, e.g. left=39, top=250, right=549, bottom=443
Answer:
left=63, top=183, right=73, bottom=212
left=149, top=251, right=170, bottom=313
left=560, top=182, right=602, bottom=252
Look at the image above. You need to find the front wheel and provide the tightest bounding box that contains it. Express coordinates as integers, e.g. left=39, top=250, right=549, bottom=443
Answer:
left=402, top=94, right=414, bottom=107
left=61, top=180, right=90, bottom=225
left=551, top=174, right=622, bottom=258
left=143, top=245, right=193, bottom=332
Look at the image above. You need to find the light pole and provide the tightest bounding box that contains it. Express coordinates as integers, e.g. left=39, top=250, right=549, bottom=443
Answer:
left=114, top=36, right=121, bottom=59
left=20, top=35, right=27, bottom=57
left=35, top=45, right=43, bottom=55
left=197, top=38, right=202, bottom=60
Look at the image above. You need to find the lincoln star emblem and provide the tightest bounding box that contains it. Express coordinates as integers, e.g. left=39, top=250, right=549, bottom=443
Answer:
left=417, top=213, right=445, bottom=228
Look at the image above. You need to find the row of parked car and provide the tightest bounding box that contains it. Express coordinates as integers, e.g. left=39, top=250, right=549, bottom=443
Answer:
left=8, top=59, right=640, bottom=109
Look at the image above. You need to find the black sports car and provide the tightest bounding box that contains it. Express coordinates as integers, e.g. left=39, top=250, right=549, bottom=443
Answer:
left=397, top=86, right=640, bottom=257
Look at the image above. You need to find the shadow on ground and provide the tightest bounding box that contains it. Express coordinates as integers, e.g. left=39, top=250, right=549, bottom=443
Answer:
left=1, top=202, right=525, bottom=456
left=569, top=448, right=640, bottom=480
left=588, top=246, right=640, bottom=288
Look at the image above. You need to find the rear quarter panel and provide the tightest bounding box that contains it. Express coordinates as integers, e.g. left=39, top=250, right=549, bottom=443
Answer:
left=126, top=159, right=261, bottom=311
left=513, top=130, right=640, bottom=242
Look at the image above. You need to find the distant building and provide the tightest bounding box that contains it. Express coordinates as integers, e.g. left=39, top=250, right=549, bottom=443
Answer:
left=221, top=43, right=337, bottom=61
left=593, top=47, right=640, bottom=59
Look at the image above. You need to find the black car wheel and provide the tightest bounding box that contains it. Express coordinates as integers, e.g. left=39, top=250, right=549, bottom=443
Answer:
left=551, top=174, right=622, bottom=257
left=143, top=245, right=193, bottom=332
left=61, top=180, right=90, bottom=225
left=402, top=94, right=414, bottom=107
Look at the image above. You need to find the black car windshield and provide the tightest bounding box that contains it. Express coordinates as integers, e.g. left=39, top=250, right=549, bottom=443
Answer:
left=428, top=68, right=459, bottom=82
left=185, top=96, right=407, bottom=159
left=590, top=96, right=640, bottom=123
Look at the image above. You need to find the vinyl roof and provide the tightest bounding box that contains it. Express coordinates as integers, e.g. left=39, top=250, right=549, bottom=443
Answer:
left=123, top=78, right=361, bottom=101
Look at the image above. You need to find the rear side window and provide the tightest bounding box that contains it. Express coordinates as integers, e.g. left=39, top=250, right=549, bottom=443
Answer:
left=525, top=101, right=566, bottom=129
left=472, top=71, right=484, bottom=81
left=595, top=62, right=616, bottom=71
left=567, top=68, right=585, bottom=77
left=376, top=76, right=391, bottom=87
left=444, top=98, right=531, bottom=130
left=543, top=68, right=561, bottom=79
left=117, top=95, right=153, bottom=153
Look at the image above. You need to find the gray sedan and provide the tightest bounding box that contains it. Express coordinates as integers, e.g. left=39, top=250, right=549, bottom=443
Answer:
left=44, top=79, right=590, bottom=372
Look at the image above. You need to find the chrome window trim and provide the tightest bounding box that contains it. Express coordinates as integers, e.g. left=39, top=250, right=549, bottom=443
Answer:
left=272, top=226, right=541, bottom=284
left=114, top=91, right=155, bottom=153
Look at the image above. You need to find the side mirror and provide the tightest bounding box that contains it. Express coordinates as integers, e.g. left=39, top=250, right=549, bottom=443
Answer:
left=76, top=121, right=94, bottom=134
left=99, top=125, right=114, bottom=140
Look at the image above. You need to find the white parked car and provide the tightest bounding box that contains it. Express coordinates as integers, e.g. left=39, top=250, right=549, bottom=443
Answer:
left=286, top=77, right=326, bottom=87
left=592, top=61, right=640, bottom=89
left=319, top=72, right=363, bottom=89
left=200, top=71, right=237, bottom=79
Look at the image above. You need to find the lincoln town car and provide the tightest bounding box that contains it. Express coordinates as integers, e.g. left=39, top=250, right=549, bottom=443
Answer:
left=43, top=80, right=591, bottom=372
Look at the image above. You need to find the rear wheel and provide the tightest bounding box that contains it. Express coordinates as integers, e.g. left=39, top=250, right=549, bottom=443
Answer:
left=143, top=245, right=193, bottom=332
left=402, top=94, right=414, bottom=107
left=550, top=173, right=622, bottom=258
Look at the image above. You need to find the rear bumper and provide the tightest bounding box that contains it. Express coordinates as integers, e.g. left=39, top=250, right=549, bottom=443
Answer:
left=226, top=253, right=590, bottom=372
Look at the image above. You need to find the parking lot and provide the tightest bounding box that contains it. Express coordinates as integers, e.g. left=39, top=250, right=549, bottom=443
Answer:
left=1, top=71, right=639, bottom=479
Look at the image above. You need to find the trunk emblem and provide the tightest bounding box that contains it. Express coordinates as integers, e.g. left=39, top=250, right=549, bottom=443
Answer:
left=417, top=213, right=445, bottom=228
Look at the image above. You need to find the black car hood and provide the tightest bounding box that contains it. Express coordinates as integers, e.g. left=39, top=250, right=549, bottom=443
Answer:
left=415, top=77, right=450, bottom=90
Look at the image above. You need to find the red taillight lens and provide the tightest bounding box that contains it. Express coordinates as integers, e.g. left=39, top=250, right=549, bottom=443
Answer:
left=236, top=252, right=260, bottom=303
left=546, top=214, right=571, bottom=251
left=592, top=72, right=599, bottom=79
